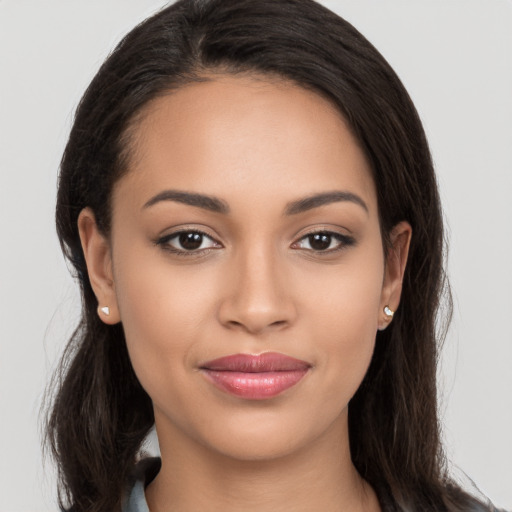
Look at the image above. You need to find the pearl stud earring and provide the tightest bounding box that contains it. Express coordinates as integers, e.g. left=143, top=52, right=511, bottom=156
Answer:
left=100, top=306, right=110, bottom=316
left=383, top=305, right=394, bottom=318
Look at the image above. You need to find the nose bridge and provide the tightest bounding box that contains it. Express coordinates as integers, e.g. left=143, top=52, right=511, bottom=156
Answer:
left=218, top=237, right=295, bottom=334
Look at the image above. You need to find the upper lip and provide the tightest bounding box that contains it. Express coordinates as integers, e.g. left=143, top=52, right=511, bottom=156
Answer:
left=200, top=352, right=311, bottom=372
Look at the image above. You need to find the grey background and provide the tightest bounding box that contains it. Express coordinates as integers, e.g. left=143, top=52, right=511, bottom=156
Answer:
left=0, top=1, right=511, bottom=510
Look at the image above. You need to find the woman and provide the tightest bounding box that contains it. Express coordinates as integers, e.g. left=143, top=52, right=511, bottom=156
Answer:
left=45, top=0, right=503, bottom=510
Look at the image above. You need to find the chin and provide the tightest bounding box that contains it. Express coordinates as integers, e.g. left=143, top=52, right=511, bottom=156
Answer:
left=204, top=433, right=312, bottom=463
left=184, top=404, right=348, bottom=464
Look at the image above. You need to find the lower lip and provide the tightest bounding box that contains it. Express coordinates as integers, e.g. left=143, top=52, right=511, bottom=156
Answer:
left=201, top=369, right=309, bottom=400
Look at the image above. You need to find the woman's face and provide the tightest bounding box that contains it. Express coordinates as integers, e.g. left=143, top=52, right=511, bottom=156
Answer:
left=80, top=74, right=409, bottom=461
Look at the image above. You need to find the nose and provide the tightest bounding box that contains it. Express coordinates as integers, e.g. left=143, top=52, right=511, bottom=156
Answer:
left=217, top=244, right=297, bottom=335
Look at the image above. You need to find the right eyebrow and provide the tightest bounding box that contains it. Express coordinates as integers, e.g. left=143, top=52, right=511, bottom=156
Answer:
left=142, top=190, right=230, bottom=214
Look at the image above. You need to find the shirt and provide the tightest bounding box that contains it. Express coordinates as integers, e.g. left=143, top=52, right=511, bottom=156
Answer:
left=120, top=457, right=501, bottom=512
left=122, top=458, right=161, bottom=512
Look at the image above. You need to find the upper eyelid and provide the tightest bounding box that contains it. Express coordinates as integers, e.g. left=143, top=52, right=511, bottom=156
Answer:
left=293, top=230, right=354, bottom=246
left=158, top=226, right=220, bottom=242
left=298, top=228, right=346, bottom=237
left=293, top=223, right=353, bottom=237
left=161, top=230, right=220, bottom=244
left=160, top=226, right=347, bottom=237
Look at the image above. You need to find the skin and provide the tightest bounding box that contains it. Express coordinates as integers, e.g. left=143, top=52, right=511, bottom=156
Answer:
left=79, top=74, right=411, bottom=512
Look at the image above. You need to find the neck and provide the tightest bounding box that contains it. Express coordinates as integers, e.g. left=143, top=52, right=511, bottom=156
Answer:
left=145, top=411, right=380, bottom=512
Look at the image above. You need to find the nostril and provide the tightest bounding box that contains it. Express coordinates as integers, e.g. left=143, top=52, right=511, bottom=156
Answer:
left=224, top=317, right=289, bottom=334
left=217, top=283, right=297, bottom=334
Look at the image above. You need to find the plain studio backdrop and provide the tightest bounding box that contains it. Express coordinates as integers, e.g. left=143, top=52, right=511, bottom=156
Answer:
left=0, top=1, right=511, bottom=510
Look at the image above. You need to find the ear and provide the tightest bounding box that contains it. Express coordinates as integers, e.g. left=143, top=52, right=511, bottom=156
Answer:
left=378, top=221, right=412, bottom=331
left=77, top=207, right=120, bottom=324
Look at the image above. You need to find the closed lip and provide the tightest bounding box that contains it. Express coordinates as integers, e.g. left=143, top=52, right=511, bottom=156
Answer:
left=199, top=352, right=311, bottom=400
left=200, top=352, right=311, bottom=372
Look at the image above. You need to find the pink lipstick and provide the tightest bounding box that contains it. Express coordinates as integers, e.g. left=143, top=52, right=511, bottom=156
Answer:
left=200, top=352, right=310, bottom=400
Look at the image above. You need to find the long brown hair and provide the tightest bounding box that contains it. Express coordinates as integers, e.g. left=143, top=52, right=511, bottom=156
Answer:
left=46, top=0, right=498, bottom=510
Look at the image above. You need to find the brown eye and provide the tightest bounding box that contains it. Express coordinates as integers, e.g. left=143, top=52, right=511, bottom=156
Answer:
left=179, top=232, right=204, bottom=250
left=308, top=233, right=332, bottom=251
left=156, top=230, right=221, bottom=254
left=293, top=231, right=355, bottom=253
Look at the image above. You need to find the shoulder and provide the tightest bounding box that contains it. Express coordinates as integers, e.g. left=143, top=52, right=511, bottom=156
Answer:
left=373, top=478, right=507, bottom=512
left=122, top=457, right=161, bottom=512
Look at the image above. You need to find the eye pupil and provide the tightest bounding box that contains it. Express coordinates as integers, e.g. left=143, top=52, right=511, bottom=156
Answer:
left=309, top=233, right=331, bottom=250
left=179, top=232, right=203, bottom=250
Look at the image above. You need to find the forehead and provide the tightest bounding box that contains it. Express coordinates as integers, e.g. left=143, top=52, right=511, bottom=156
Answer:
left=116, top=73, right=376, bottom=216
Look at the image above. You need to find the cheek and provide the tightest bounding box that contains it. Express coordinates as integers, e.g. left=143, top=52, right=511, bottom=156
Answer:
left=299, top=243, right=384, bottom=336
left=111, top=245, right=219, bottom=397
left=297, top=248, right=384, bottom=400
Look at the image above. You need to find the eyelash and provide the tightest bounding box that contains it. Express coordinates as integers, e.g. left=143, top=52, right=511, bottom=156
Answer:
left=291, top=231, right=355, bottom=253
left=154, top=229, right=355, bottom=257
left=155, top=229, right=221, bottom=257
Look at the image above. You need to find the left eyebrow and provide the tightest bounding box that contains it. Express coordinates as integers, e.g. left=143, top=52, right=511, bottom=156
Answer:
left=284, top=191, right=369, bottom=216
